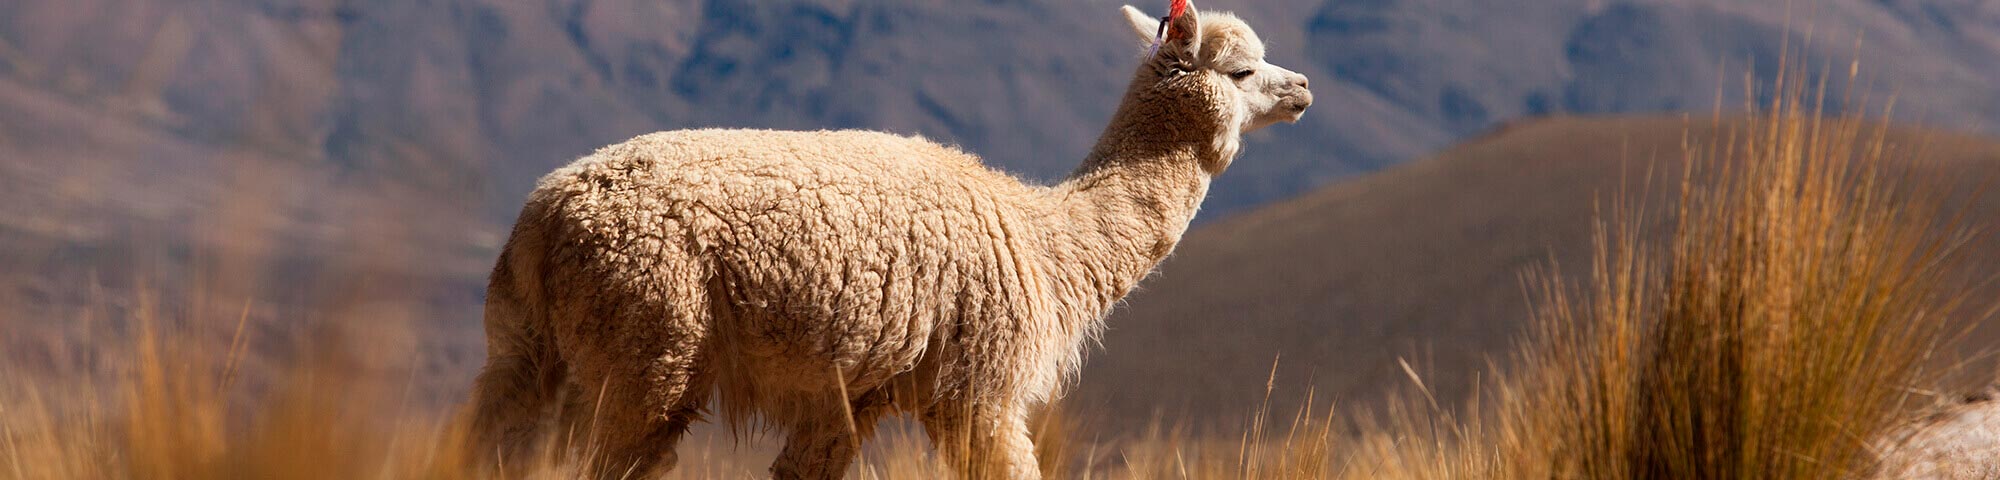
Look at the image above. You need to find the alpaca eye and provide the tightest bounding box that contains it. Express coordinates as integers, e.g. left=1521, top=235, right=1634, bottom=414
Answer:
left=1231, top=70, right=1255, bottom=80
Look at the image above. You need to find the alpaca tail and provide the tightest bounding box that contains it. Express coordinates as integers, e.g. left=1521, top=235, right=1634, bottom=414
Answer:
left=465, top=246, right=564, bottom=472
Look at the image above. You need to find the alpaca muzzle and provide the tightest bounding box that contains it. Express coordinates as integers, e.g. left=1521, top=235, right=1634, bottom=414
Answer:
left=1284, top=90, right=1313, bottom=121
left=1283, top=74, right=1312, bottom=120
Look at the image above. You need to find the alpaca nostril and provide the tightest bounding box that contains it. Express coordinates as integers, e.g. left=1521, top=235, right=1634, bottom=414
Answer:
left=1294, top=75, right=1309, bottom=89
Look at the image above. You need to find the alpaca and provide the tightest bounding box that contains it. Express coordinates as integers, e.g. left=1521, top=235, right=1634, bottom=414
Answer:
left=465, top=2, right=1311, bottom=478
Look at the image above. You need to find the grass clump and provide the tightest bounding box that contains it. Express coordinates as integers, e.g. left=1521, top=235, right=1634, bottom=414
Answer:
left=1342, top=67, right=1986, bottom=478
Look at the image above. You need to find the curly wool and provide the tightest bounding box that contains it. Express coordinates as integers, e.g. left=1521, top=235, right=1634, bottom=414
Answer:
left=535, top=128, right=1163, bottom=410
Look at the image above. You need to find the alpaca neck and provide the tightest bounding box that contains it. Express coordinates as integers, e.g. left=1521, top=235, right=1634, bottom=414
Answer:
left=1048, top=95, right=1228, bottom=314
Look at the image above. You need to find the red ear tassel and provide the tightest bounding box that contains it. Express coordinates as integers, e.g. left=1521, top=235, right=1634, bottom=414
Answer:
left=1151, top=0, right=1192, bottom=55
left=1165, top=0, right=1192, bottom=40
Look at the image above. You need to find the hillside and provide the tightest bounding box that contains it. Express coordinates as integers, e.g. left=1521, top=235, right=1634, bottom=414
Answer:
left=1074, top=115, right=2000, bottom=424
left=3, top=0, right=1998, bottom=221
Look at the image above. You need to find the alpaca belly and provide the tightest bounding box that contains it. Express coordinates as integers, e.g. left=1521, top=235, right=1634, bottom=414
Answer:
left=709, top=236, right=941, bottom=394
left=720, top=305, right=933, bottom=393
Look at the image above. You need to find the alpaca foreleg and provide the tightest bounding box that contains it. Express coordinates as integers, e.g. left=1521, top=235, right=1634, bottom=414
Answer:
left=924, top=400, right=1041, bottom=480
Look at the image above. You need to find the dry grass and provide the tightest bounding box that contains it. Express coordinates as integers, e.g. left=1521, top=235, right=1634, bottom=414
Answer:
left=1333, top=64, right=1988, bottom=478
left=0, top=287, right=1336, bottom=479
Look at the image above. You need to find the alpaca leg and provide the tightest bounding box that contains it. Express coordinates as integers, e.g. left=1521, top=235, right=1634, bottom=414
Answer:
left=770, top=393, right=892, bottom=480
left=543, top=243, right=715, bottom=478
left=923, top=401, right=1041, bottom=480
left=467, top=273, right=563, bottom=473
left=467, top=339, right=563, bottom=470
left=558, top=300, right=711, bottom=478
left=567, top=356, right=708, bottom=480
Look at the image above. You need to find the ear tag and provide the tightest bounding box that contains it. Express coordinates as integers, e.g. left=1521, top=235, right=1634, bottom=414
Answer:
left=1147, top=17, right=1170, bottom=56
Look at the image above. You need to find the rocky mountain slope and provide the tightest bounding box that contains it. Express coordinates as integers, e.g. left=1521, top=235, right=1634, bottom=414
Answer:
left=5, top=0, right=1996, bottom=220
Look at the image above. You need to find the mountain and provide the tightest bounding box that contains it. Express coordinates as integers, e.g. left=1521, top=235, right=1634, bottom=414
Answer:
left=1072, top=115, right=2000, bottom=424
left=5, top=0, right=1998, bottom=223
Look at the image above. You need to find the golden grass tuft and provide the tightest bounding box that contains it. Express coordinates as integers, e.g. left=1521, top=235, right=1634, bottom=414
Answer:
left=1335, top=64, right=1988, bottom=478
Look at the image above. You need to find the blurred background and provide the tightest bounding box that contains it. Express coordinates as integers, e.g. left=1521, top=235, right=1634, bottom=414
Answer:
left=3, top=0, right=1999, bottom=435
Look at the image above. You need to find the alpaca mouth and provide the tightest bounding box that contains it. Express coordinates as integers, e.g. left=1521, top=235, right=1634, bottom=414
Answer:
left=1283, top=99, right=1310, bottom=121
left=1284, top=93, right=1313, bottom=120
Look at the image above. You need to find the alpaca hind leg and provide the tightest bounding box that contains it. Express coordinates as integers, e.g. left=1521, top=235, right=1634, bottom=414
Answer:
left=548, top=239, right=717, bottom=478
left=566, top=353, right=709, bottom=480
left=770, top=392, right=893, bottom=480
left=923, top=400, right=1041, bottom=480
left=466, top=276, right=563, bottom=473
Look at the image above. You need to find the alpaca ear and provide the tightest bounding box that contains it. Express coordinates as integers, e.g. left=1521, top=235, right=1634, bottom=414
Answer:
left=1158, top=1, right=1201, bottom=61
left=1120, top=5, right=1160, bottom=45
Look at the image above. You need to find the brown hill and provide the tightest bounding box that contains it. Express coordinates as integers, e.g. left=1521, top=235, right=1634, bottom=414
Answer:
left=6, top=0, right=2000, bottom=221
left=1074, top=115, right=2000, bottom=425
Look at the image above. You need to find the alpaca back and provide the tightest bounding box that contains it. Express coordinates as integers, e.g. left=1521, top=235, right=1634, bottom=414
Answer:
left=522, top=129, right=1068, bottom=410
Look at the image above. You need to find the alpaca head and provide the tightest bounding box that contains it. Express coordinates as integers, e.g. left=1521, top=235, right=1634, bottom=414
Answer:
left=1119, top=2, right=1312, bottom=168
